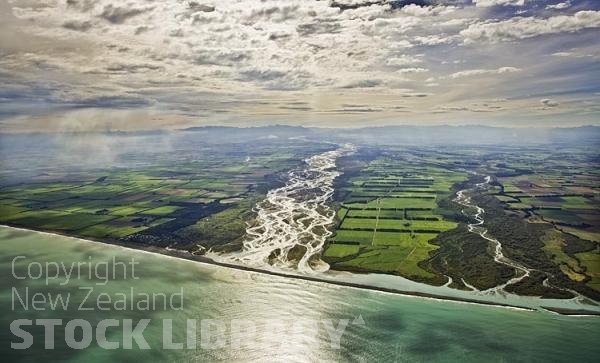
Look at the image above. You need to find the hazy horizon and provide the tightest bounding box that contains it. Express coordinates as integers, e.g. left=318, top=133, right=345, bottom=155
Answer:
left=1, top=123, right=600, bottom=135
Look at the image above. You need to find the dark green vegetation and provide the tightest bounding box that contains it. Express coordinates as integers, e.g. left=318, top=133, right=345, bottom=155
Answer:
left=0, top=132, right=331, bottom=254
left=490, top=152, right=600, bottom=294
left=423, top=225, right=515, bottom=291
left=325, top=145, right=600, bottom=299
left=478, top=150, right=600, bottom=300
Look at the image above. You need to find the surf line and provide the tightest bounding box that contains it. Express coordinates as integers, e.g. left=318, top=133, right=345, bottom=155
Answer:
left=0, top=225, right=540, bottom=312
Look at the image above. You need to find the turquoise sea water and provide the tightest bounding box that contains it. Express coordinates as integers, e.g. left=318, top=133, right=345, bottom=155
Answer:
left=1, top=227, right=599, bottom=362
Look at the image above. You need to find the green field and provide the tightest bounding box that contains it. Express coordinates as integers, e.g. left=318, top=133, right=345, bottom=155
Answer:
left=542, top=230, right=587, bottom=282
left=335, top=243, right=439, bottom=281
left=535, top=209, right=582, bottom=225
left=325, top=154, right=466, bottom=284
left=323, top=244, right=360, bottom=258
left=576, top=251, right=600, bottom=290
left=340, top=218, right=456, bottom=232
left=345, top=197, right=437, bottom=210
left=0, top=139, right=328, bottom=250
left=372, top=232, right=438, bottom=246
left=332, top=230, right=374, bottom=244
left=143, top=206, right=182, bottom=216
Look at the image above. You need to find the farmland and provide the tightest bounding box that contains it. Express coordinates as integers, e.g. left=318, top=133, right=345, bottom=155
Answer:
left=0, top=132, right=332, bottom=252
left=492, top=152, right=600, bottom=243
left=323, top=150, right=466, bottom=284
left=483, top=149, right=600, bottom=295
left=324, top=145, right=600, bottom=299
left=1, top=130, right=599, bottom=300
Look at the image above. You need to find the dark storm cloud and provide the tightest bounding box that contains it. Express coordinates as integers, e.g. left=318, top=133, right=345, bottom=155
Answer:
left=239, top=69, right=288, bottom=82
left=341, top=103, right=369, bottom=108
left=66, top=0, right=95, bottom=12
left=341, top=79, right=382, bottom=88
left=279, top=106, right=313, bottom=111
left=330, top=0, right=431, bottom=11
left=328, top=0, right=463, bottom=12
left=269, top=32, right=293, bottom=40
left=540, top=98, right=559, bottom=107
left=188, top=2, right=216, bottom=12
left=401, top=93, right=430, bottom=97
left=66, top=95, right=153, bottom=109
left=329, top=107, right=384, bottom=113
left=134, top=26, right=150, bottom=35
left=193, top=50, right=251, bottom=66
left=242, top=5, right=300, bottom=24
left=0, top=83, right=152, bottom=120
left=62, top=20, right=92, bottom=32
left=99, top=4, right=151, bottom=24
left=296, top=20, right=342, bottom=36
left=104, top=63, right=164, bottom=74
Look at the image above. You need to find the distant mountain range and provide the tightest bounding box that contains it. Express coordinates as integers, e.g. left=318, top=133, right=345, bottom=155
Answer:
left=181, top=124, right=600, bottom=146
left=3, top=124, right=599, bottom=147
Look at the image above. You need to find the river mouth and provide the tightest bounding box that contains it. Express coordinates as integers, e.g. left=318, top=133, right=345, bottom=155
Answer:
left=454, top=175, right=533, bottom=294
left=217, top=144, right=355, bottom=273
left=454, top=176, right=594, bottom=302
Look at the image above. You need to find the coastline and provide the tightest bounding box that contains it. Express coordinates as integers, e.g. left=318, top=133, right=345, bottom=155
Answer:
left=541, top=306, right=600, bottom=316
left=3, top=223, right=598, bottom=315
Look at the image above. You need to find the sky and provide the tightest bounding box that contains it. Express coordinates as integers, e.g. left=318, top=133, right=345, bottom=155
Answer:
left=0, top=0, right=599, bottom=132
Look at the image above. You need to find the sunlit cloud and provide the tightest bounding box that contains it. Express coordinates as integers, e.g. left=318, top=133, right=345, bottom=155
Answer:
left=0, top=0, right=598, bottom=131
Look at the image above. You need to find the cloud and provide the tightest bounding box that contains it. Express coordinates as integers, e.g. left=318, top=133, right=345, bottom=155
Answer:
left=244, top=5, right=300, bottom=24
left=551, top=51, right=572, bottom=56
left=396, top=67, right=428, bottom=74
left=1, top=0, right=599, bottom=130
left=461, top=11, right=600, bottom=43
left=296, top=20, right=342, bottom=36
left=279, top=105, right=312, bottom=111
left=192, top=49, right=251, bottom=67
left=237, top=68, right=315, bottom=91
left=62, top=20, right=92, bottom=32
left=540, top=98, right=559, bottom=108
left=386, top=55, right=423, bottom=67
left=327, top=107, right=383, bottom=113
left=448, top=67, right=521, bottom=79
left=269, top=31, right=293, bottom=40
left=340, top=79, right=382, bottom=88
left=238, top=69, right=288, bottom=82
left=400, top=4, right=454, bottom=17
left=188, top=2, right=216, bottom=13
left=546, top=1, right=572, bottom=10
left=66, top=0, right=96, bottom=13
left=99, top=4, right=151, bottom=24
left=103, top=63, right=164, bottom=74
left=433, top=101, right=508, bottom=113
left=413, top=34, right=456, bottom=45
left=400, top=92, right=431, bottom=98
left=473, top=0, right=525, bottom=7
left=329, top=1, right=388, bottom=12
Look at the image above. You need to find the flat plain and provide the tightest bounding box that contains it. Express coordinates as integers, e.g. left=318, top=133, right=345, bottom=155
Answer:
left=1, top=131, right=598, bottom=300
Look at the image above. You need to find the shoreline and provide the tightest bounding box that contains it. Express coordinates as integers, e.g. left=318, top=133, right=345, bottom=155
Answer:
left=3, top=223, right=596, bottom=315
left=541, top=306, right=600, bottom=316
